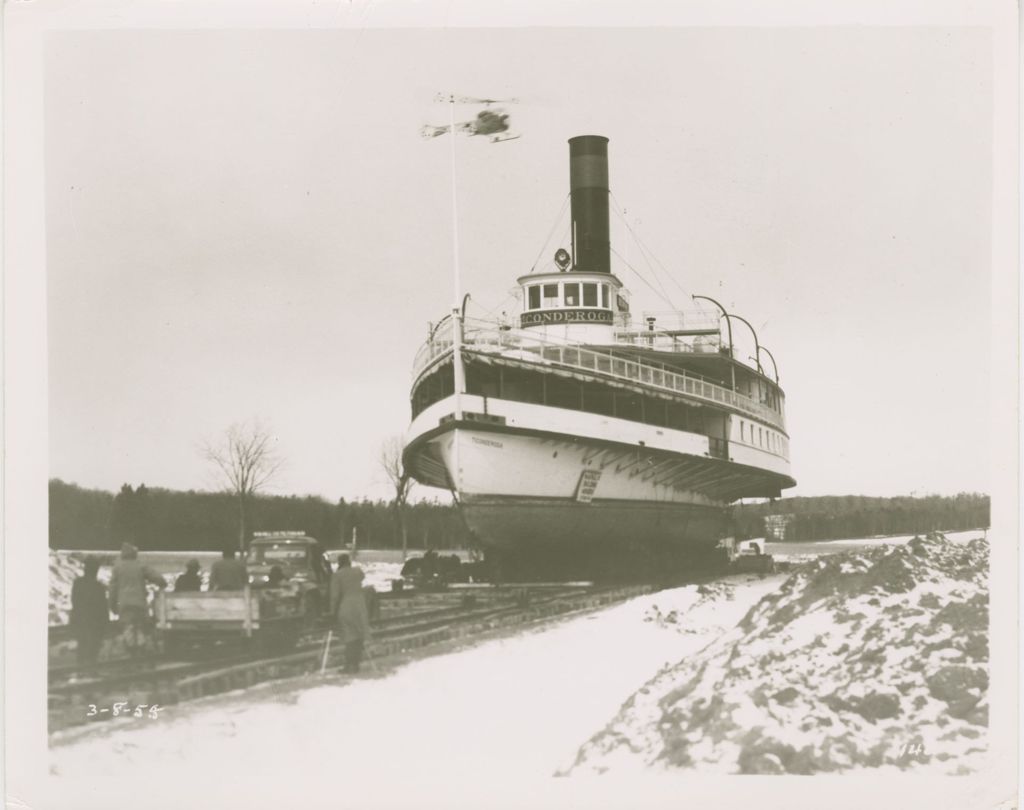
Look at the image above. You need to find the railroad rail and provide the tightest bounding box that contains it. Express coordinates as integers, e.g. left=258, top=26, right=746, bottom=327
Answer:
left=48, top=583, right=651, bottom=733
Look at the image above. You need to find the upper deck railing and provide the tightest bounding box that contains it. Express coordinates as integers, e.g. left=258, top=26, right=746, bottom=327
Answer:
left=413, top=317, right=786, bottom=431
left=613, top=332, right=724, bottom=353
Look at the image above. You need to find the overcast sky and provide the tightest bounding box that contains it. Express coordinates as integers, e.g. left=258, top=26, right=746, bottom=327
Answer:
left=45, top=26, right=992, bottom=501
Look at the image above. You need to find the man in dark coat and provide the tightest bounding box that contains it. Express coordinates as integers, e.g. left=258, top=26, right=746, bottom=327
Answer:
left=70, top=556, right=109, bottom=666
left=330, top=554, right=371, bottom=673
left=175, top=559, right=203, bottom=592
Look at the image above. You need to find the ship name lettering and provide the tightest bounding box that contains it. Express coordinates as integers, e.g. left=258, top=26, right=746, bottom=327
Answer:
left=471, top=437, right=503, bottom=449
left=519, top=309, right=613, bottom=327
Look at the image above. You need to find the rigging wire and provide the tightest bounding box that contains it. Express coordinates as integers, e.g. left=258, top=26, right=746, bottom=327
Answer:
left=609, top=246, right=677, bottom=310
left=466, top=194, right=570, bottom=322
left=634, top=228, right=695, bottom=307
left=528, top=193, right=571, bottom=273
left=610, top=202, right=676, bottom=310
left=610, top=190, right=696, bottom=308
left=472, top=288, right=520, bottom=320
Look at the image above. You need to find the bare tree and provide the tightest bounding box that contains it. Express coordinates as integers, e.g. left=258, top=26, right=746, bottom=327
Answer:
left=379, top=435, right=412, bottom=559
left=203, top=421, right=283, bottom=551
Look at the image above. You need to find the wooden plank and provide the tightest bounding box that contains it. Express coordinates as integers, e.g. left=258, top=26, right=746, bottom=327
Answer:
left=166, top=594, right=248, bottom=621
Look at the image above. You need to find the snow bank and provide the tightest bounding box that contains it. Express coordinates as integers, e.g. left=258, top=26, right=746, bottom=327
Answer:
left=49, top=551, right=86, bottom=625
left=359, top=562, right=403, bottom=592
left=568, top=532, right=989, bottom=775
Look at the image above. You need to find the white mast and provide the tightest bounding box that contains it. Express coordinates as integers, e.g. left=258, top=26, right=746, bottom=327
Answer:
left=448, top=94, right=466, bottom=421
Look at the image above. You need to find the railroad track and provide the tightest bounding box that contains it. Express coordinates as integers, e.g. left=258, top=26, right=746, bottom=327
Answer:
left=48, top=583, right=650, bottom=733
left=47, top=598, right=474, bottom=686
left=48, top=585, right=577, bottom=685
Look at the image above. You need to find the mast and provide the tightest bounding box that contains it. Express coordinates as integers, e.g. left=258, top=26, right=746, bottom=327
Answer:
left=448, top=94, right=466, bottom=420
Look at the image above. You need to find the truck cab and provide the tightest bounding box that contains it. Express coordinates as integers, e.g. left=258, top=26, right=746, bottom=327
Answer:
left=246, top=533, right=332, bottom=622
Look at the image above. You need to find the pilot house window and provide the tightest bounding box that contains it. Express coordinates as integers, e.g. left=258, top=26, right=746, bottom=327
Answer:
left=564, top=283, right=580, bottom=306
left=583, top=283, right=598, bottom=307
left=542, top=284, right=559, bottom=308
left=601, top=284, right=609, bottom=308
left=527, top=286, right=540, bottom=310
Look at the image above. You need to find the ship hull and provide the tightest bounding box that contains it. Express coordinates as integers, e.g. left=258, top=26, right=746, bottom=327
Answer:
left=458, top=495, right=727, bottom=552
left=405, top=420, right=742, bottom=578
left=459, top=494, right=729, bottom=580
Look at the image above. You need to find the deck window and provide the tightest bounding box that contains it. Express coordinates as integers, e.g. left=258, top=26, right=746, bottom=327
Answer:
left=580, top=382, right=615, bottom=416
left=450, top=361, right=734, bottom=442
left=666, top=401, right=692, bottom=431
left=527, top=285, right=540, bottom=310
left=411, top=362, right=455, bottom=418
left=546, top=376, right=581, bottom=410
left=465, top=363, right=501, bottom=398
left=614, top=392, right=643, bottom=422
left=564, top=283, right=580, bottom=307
left=542, top=284, right=559, bottom=308
left=501, top=367, right=544, bottom=405
left=582, top=283, right=598, bottom=307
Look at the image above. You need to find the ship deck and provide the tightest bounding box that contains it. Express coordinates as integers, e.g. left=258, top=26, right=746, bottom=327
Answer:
left=413, top=317, right=787, bottom=433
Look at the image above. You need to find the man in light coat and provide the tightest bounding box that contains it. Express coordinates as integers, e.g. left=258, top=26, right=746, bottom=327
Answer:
left=329, top=553, right=371, bottom=674
left=108, top=542, right=166, bottom=656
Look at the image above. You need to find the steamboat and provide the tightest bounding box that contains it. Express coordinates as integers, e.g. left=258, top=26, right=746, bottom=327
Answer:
left=403, top=135, right=795, bottom=579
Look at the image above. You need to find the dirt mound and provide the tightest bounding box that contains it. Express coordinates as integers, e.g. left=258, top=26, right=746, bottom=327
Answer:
left=568, top=532, right=989, bottom=775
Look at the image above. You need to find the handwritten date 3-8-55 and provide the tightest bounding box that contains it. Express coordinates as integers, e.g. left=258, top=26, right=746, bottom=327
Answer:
left=86, top=703, right=163, bottom=720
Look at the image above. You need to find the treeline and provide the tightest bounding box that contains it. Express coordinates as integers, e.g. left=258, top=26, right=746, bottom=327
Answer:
left=50, top=480, right=991, bottom=551
left=733, top=493, right=990, bottom=542
left=49, top=479, right=474, bottom=552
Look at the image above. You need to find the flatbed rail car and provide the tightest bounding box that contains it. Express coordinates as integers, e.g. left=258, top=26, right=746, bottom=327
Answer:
left=155, top=585, right=304, bottom=653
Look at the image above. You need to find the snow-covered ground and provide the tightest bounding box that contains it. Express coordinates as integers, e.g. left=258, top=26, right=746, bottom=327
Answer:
left=49, top=573, right=782, bottom=797
left=48, top=530, right=989, bottom=805
left=569, top=531, right=988, bottom=775
left=764, top=529, right=985, bottom=563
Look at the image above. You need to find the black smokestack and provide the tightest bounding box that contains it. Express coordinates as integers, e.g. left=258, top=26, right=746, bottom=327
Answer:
left=569, top=135, right=610, bottom=274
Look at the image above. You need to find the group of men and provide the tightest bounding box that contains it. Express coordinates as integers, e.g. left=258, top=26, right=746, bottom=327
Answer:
left=70, top=542, right=168, bottom=663
left=69, top=543, right=373, bottom=674
left=173, top=549, right=249, bottom=592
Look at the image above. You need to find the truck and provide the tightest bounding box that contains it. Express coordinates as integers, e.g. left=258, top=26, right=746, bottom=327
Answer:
left=244, top=532, right=333, bottom=625
left=730, top=539, right=776, bottom=575
left=155, top=533, right=334, bottom=653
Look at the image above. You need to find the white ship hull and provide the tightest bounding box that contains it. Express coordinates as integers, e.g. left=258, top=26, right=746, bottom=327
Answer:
left=404, top=394, right=792, bottom=571
left=406, top=422, right=732, bottom=577
left=437, top=428, right=722, bottom=510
